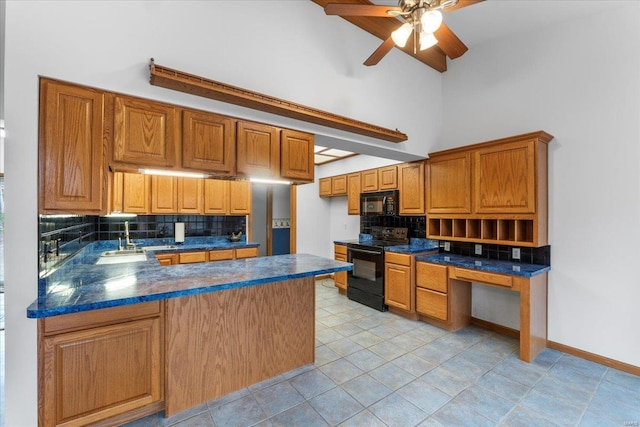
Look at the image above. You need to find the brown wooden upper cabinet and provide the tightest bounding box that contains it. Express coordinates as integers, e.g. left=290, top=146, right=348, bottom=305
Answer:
left=379, top=165, right=398, bottom=190
left=112, top=172, right=151, bottom=214
left=112, top=95, right=179, bottom=168
left=280, top=129, right=314, bottom=182
left=182, top=110, right=236, bottom=175
left=347, top=173, right=361, bottom=215
left=398, top=162, right=425, bottom=215
left=204, top=180, right=252, bottom=215
left=39, top=79, right=107, bottom=214
left=361, top=169, right=379, bottom=192
left=426, top=131, right=552, bottom=246
left=331, top=175, right=347, bottom=196
left=319, top=178, right=332, bottom=197
left=151, top=176, right=178, bottom=214
left=474, top=140, right=536, bottom=214
left=426, top=151, right=471, bottom=214
left=178, top=177, right=204, bottom=214
left=236, top=121, right=280, bottom=178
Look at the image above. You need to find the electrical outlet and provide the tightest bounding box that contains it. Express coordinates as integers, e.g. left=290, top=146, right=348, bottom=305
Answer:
left=444, top=242, right=451, bottom=251
left=475, top=244, right=482, bottom=255
left=512, top=247, right=521, bottom=260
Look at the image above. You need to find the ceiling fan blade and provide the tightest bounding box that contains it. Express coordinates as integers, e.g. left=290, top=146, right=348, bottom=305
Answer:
left=434, top=23, right=468, bottom=59
left=364, top=36, right=395, bottom=66
left=443, top=0, right=484, bottom=12
left=324, top=4, right=402, bottom=17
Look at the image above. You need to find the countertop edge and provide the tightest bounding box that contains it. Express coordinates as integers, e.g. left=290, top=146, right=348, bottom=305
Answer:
left=416, top=254, right=550, bottom=278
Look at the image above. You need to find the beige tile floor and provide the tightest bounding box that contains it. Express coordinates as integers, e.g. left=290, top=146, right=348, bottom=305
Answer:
left=80, top=278, right=640, bottom=426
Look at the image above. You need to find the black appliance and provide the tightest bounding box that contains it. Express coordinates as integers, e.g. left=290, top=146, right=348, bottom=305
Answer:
left=347, top=226, right=408, bottom=311
left=360, top=190, right=399, bottom=216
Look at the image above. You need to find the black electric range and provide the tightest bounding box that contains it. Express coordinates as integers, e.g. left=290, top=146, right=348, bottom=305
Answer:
left=346, top=227, right=408, bottom=311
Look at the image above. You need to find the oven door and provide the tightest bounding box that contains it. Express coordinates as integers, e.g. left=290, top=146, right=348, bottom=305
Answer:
left=347, top=246, right=384, bottom=297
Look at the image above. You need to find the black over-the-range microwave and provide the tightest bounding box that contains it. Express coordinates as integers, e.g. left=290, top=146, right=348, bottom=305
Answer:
left=360, top=190, right=399, bottom=216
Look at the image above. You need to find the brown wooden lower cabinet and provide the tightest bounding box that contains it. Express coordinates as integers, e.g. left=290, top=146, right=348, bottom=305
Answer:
left=334, top=244, right=347, bottom=291
left=416, top=261, right=548, bottom=362
left=155, top=247, right=258, bottom=265
left=39, top=302, right=164, bottom=427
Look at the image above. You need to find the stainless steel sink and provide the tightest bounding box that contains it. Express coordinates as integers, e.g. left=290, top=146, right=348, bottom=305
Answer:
left=96, top=249, right=148, bottom=265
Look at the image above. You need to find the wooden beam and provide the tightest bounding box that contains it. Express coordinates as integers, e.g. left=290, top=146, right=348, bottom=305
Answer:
left=149, top=61, right=408, bottom=143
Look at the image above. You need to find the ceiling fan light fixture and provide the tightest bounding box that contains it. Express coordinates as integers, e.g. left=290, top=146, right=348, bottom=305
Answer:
left=419, top=31, right=438, bottom=50
left=391, top=22, right=413, bottom=48
left=420, top=10, right=443, bottom=33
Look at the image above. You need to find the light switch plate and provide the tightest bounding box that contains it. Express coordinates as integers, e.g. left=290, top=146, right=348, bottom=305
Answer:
left=512, top=247, right=521, bottom=260
left=475, top=244, right=482, bottom=255
left=444, top=242, right=451, bottom=251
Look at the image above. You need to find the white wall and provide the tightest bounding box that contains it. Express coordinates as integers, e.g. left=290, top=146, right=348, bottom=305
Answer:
left=3, top=2, right=442, bottom=424
left=441, top=4, right=640, bottom=366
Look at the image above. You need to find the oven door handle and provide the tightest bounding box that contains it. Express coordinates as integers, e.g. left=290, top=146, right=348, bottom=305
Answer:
left=348, top=248, right=383, bottom=255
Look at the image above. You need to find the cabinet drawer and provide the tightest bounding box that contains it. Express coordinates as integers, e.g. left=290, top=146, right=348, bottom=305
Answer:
left=334, top=244, right=347, bottom=256
left=416, top=262, right=448, bottom=293
left=208, top=249, right=234, bottom=261
left=384, top=252, right=411, bottom=266
left=179, top=251, right=208, bottom=264
left=235, top=247, right=259, bottom=259
left=451, top=267, right=513, bottom=288
left=416, top=288, right=448, bottom=321
left=156, top=253, right=178, bottom=266
left=42, top=301, right=162, bottom=336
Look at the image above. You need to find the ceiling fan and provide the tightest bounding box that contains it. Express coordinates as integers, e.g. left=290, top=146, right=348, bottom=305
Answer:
left=322, top=0, right=483, bottom=66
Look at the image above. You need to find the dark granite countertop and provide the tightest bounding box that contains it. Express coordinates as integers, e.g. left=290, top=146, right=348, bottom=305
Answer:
left=385, top=238, right=439, bottom=254
left=416, top=253, right=550, bottom=278
left=28, top=238, right=352, bottom=319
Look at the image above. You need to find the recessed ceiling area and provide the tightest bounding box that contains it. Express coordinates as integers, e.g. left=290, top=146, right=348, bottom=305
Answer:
left=314, top=145, right=357, bottom=165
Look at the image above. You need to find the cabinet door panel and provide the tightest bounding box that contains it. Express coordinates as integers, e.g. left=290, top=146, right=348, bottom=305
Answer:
left=122, top=173, right=150, bottom=213
left=334, top=252, right=347, bottom=290
left=178, top=177, right=204, bottom=214
left=319, top=178, right=332, bottom=197
left=237, top=121, right=280, bottom=177
left=361, top=170, right=378, bottom=192
left=42, top=318, right=162, bottom=426
left=384, top=263, right=411, bottom=311
left=427, top=152, right=471, bottom=214
left=40, top=80, right=106, bottom=213
left=182, top=110, right=236, bottom=174
left=208, top=249, right=234, bottom=261
left=113, top=96, right=178, bottom=167
left=229, top=181, right=252, bottom=215
left=379, top=165, right=397, bottom=190
left=398, top=162, right=425, bottom=215
left=151, top=176, right=177, bottom=214
left=235, top=247, right=259, bottom=259
left=416, top=262, right=448, bottom=293
left=331, top=175, right=347, bottom=196
left=347, top=173, right=362, bottom=215
left=475, top=141, right=535, bottom=213
left=416, top=288, right=448, bottom=321
left=281, top=129, right=314, bottom=182
left=179, top=251, right=207, bottom=264
left=203, top=179, right=230, bottom=214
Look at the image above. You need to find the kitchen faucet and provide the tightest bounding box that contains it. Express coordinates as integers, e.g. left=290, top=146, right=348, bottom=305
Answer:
left=124, top=221, right=136, bottom=250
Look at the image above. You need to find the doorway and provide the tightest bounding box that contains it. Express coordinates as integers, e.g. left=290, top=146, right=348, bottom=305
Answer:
left=250, top=184, right=292, bottom=256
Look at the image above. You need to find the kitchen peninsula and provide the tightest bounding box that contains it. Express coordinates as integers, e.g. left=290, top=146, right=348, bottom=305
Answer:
left=28, top=244, right=351, bottom=426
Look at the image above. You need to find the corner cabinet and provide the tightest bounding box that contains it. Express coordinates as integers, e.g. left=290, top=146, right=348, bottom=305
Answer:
left=39, top=79, right=107, bottom=214
left=39, top=302, right=164, bottom=427
left=427, top=131, right=552, bottom=247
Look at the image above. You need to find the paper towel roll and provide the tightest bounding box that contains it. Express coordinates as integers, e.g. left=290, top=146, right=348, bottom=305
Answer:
left=175, top=222, right=185, bottom=243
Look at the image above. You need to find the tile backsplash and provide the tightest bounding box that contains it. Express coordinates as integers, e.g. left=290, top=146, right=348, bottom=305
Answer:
left=39, top=214, right=247, bottom=276
left=439, top=241, right=551, bottom=266
left=360, top=215, right=426, bottom=238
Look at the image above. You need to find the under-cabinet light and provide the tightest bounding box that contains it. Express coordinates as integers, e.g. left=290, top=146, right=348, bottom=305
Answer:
left=249, top=177, right=292, bottom=185
left=103, top=213, right=138, bottom=218
left=139, top=168, right=210, bottom=179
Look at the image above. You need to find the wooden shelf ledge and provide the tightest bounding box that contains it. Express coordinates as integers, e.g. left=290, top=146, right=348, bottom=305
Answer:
left=149, top=60, right=407, bottom=143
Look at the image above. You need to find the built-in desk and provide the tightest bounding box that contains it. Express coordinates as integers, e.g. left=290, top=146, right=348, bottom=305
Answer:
left=415, top=253, right=550, bottom=363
